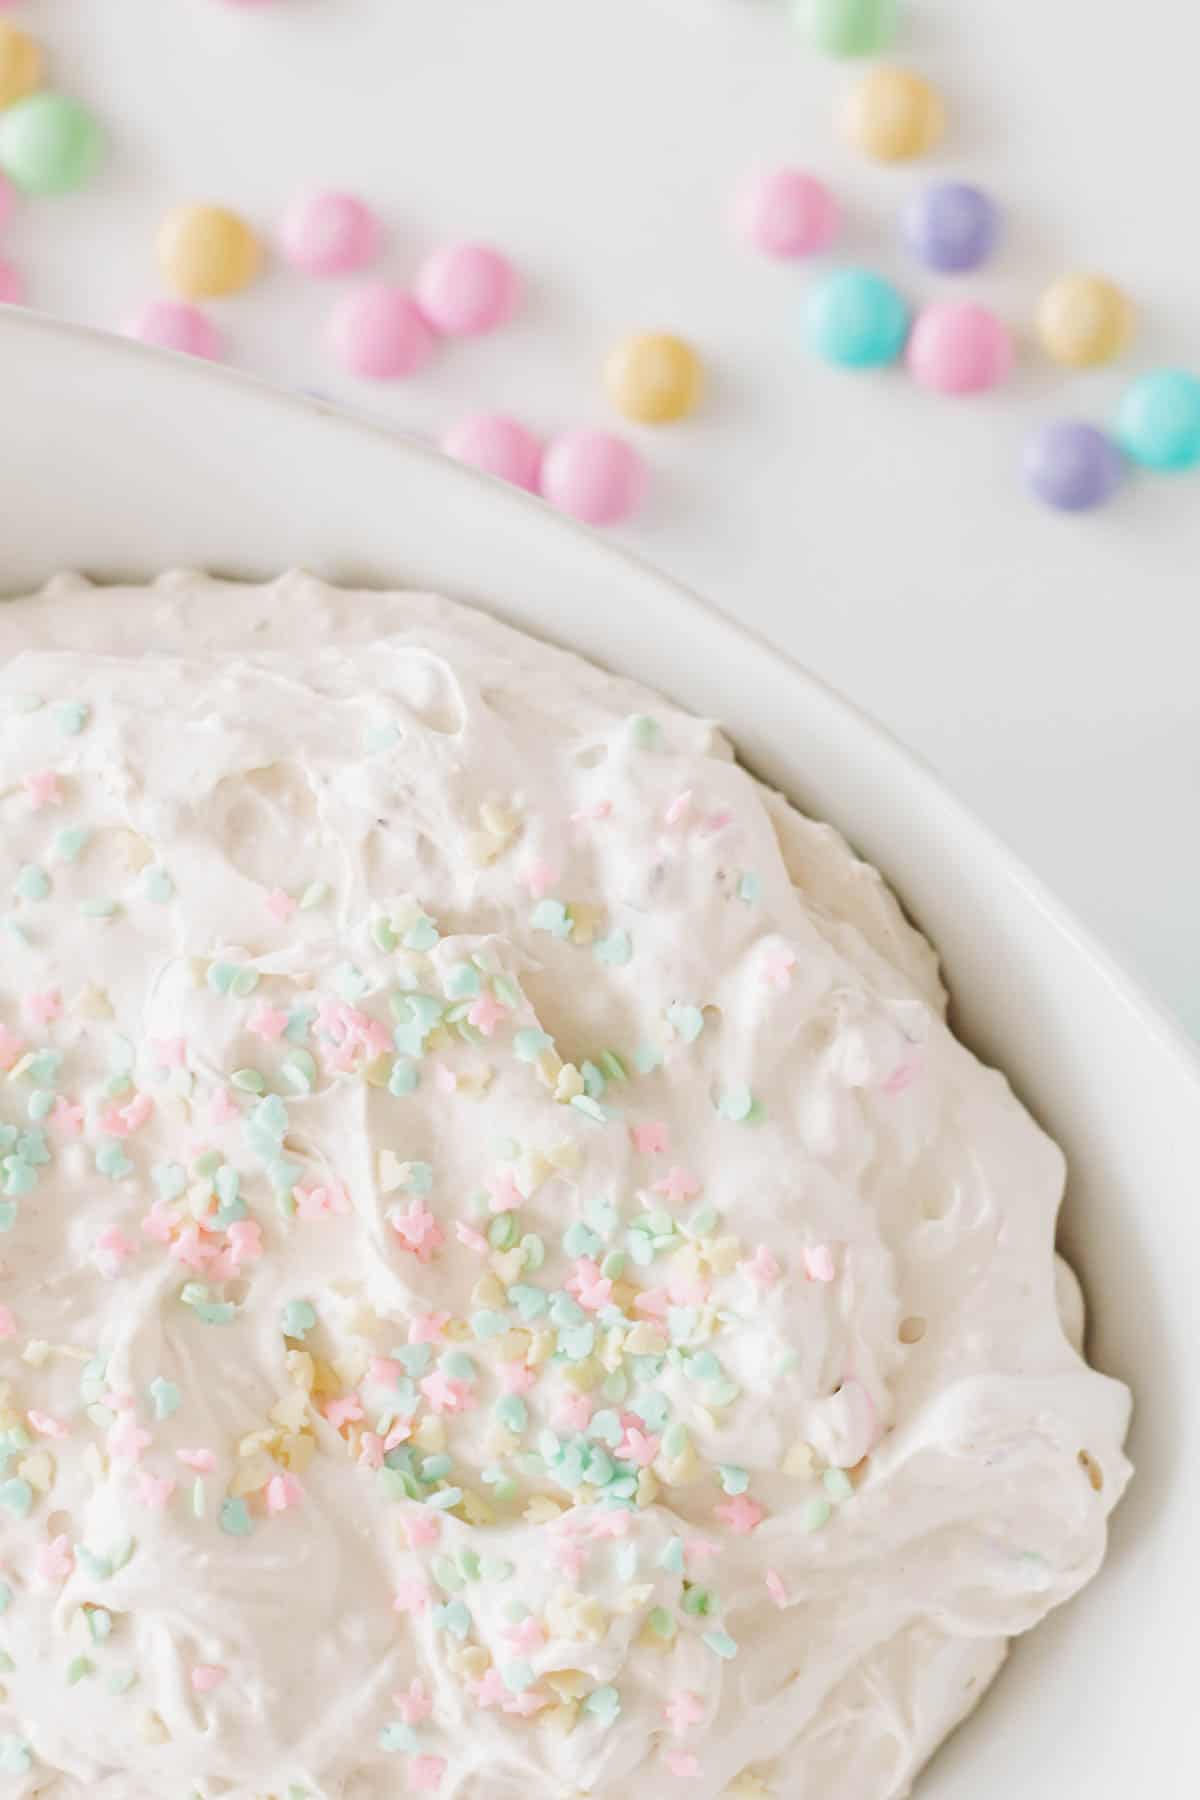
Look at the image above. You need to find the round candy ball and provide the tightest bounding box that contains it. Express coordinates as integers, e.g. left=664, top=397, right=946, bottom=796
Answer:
left=902, top=181, right=1000, bottom=273
left=0, top=21, right=42, bottom=109
left=1116, top=369, right=1200, bottom=472
left=1023, top=420, right=1124, bottom=512
left=735, top=167, right=840, bottom=259
left=804, top=268, right=910, bottom=369
left=604, top=332, right=704, bottom=425
left=0, top=94, right=104, bottom=196
left=539, top=430, right=646, bottom=526
left=1036, top=272, right=1133, bottom=368
left=122, top=299, right=223, bottom=361
left=157, top=204, right=261, bottom=299
left=414, top=243, right=519, bottom=337
left=280, top=189, right=379, bottom=276
left=907, top=301, right=1012, bottom=394
left=328, top=283, right=437, bottom=379
left=796, top=0, right=899, bottom=56
left=442, top=413, right=543, bottom=492
left=0, top=255, right=23, bottom=305
left=840, top=65, right=944, bottom=162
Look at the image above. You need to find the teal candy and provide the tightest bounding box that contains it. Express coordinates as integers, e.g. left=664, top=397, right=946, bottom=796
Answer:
left=0, top=95, right=105, bottom=195
left=1117, top=369, right=1200, bottom=472
left=805, top=268, right=911, bottom=368
left=797, top=0, right=899, bottom=55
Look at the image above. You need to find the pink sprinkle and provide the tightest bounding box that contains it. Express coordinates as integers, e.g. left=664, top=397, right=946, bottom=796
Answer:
left=23, top=988, right=62, bottom=1025
left=765, top=1569, right=788, bottom=1609
left=664, top=790, right=693, bottom=826
left=589, top=1510, right=631, bottom=1540
left=176, top=1448, right=217, bottom=1473
left=265, top=886, right=298, bottom=922
left=652, top=1166, right=700, bottom=1205
left=472, top=1666, right=509, bottom=1709
left=521, top=858, right=557, bottom=898
left=762, top=947, right=796, bottom=990
left=226, top=1219, right=264, bottom=1263
left=390, top=1199, right=445, bottom=1261
left=701, top=809, right=734, bottom=837
left=248, top=1001, right=289, bottom=1041
left=295, top=1181, right=351, bottom=1220
left=393, top=1578, right=432, bottom=1614
left=433, top=1061, right=458, bottom=1094
left=0, top=1024, right=26, bottom=1070
left=665, top=1690, right=705, bottom=1738
left=717, top=1493, right=764, bottom=1535
left=617, top=1426, right=660, bottom=1467
left=631, top=1121, right=670, bottom=1157
left=454, top=1221, right=489, bottom=1254
left=553, top=1539, right=587, bottom=1579
left=631, top=1285, right=669, bottom=1318
left=0, top=1305, right=15, bottom=1339
left=466, top=991, right=507, bottom=1037
left=666, top=1751, right=701, bottom=1779
left=408, top=1754, right=447, bottom=1791
left=108, top=1417, right=151, bottom=1462
left=190, top=1664, right=227, bottom=1694
left=23, top=770, right=62, bottom=811
left=570, top=799, right=613, bottom=824
left=566, top=1257, right=612, bottom=1312
left=136, top=1472, right=177, bottom=1510
left=497, top=1362, right=537, bottom=1396
left=266, top=1472, right=303, bottom=1514
left=503, top=1689, right=550, bottom=1717
left=742, top=1244, right=781, bottom=1288
left=505, top=1615, right=546, bottom=1653
left=27, top=1410, right=68, bottom=1439
left=883, top=1055, right=920, bottom=1095
left=396, top=1677, right=433, bottom=1725
left=419, top=1371, right=473, bottom=1415
left=684, top=1537, right=720, bottom=1568
left=803, top=1244, right=836, bottom=1283
left=35, top=1536, right=74, bottom=1584
left=151, top=1036, right=188, bottom=1068
left=50, top=1095, right=85, bottom=1136
left=169, top=1223, right=218, bottom=1271
left=141, top=1199, right=176, bottom=1244
left=555, top=1391, right=594, bottom=1434
left=408, top=1313, right=449, bottom=1345
left=94, top=1227, right=135, bottom=1278
left=485, top=1169, right=524, bottom=1214
left=370, top=1356, right=403, bottom=1386
left=357, top=1432, right=385, bottom=1471
left=405, top=1510, right=441, bottom=1548
left=324, top=1393, right=364, bottom=1430
left=209, top=1086, right=240, bottom=1125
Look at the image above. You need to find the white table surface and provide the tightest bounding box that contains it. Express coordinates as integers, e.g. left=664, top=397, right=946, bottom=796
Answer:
left=9, top=0, right=1199, bottom=1030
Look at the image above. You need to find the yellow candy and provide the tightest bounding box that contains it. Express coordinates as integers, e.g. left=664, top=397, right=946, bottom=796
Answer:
left=157, top=203, right=262, bottom=299
left=605, top=331, right=704, bottom=424
left=840, top=65, right=945, bottom=162
left=0, top=23, right=42, bottom=111
left=1036, top=272, right=1134, bottom=368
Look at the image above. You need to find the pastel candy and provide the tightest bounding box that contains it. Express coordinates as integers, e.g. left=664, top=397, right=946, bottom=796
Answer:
left=441, top=414, right=543, bottom=492
left=907, top=301, right=1012, bottom=394
left=1037, top=272, right=1133, bottom=368
left=735, top=166, right=840, bottom=258
left=414, top=243, right=519, bottom=337
left=157, top=204, right=262, bottom=299
left=1116, top=369, right=1200, bottom=472
left=804, top=268, right=910, bottom=368
left=0, top=94, right=105, bottom=195
left=604, top=332, right=704, bottom=424
left=1023, top=421, right=1125, bottom=511
left=280, top=189, right=379, bottom=276
left=0, top=20, right=41, bottom=109
left=841, top=65, right=944, bottom=162
left=795, top=0, right=899, bottom=54
left=123, top=300, right=222, bottom=360
left=538, top=430, right=647, bottom=526
left=328, top=284, right=437, bottom=379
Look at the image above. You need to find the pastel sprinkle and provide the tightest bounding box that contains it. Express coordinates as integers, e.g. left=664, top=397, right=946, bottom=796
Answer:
left=219, top=1497, right=252, bottom=1536
left=702, top=1629, right=739, bottom=1660
left=54, top=701, right=89, bottom=735
left=15, top=865, right=49, bottom=901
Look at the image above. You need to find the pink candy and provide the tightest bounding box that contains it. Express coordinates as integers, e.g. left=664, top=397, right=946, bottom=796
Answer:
left=123, top=300, right=222, bottom=361
left=907, top=301, right=1013, bottom=394
left=539, top=428, right=646, bottom=525
left=442, top=412, right=542, bottom=491
left=0, top=257, right=24, bottom=307
left=328, top=283, right=437, bottom=379
left=415, top=242, right=519, bottom=337
left=736, top=167, right=840, bottom=258
left=281, top=189, right=379, bottom=276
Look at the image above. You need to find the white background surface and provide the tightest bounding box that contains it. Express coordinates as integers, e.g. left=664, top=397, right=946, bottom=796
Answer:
left=6, top=0, right=1199, bottom=1028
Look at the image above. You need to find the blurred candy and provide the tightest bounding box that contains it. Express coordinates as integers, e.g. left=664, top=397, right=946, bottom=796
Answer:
left=414, top=243, right=519, bottom=337
left=1036, top=272, right=1133, bottom=368
left=0, top=254, right=22, bottom=304
left=796, top=0, right=899, bottom=55
left=442, top=413, right=543, bottom=491
left=605, top=332, right=703, bottom=424
left=0, top=171, right=15, bottom=231
left=907, top=301, right=1012, bottom=394
left=0, top=94, right=104, bottom=195
left=902, top=181, right=1000, bottom=273
left=328, top=283, right=437, bottom=379
left=840, top=66, right=944, bottom=162
left=804, top=268, right=910, bottom=368
left=0, top=21, right=41, bottom=109
left=280, top=189, right=379, bottom=276
left=1116, top=369, right=1200, bottom=472
left=157, top=204, right=262, bottom=299
left=123, top=299, right=223, bottom=361
left=735, top=167, right=839, bottom=258
left=1023, top=421, right=1124, bottom=511
left=539, top=430, right=646, bottom=526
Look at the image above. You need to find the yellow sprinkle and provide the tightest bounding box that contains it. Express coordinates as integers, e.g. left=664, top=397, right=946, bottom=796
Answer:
left=544, top=1669, right=589, bottom=1702
left=526, top=1330, right=555, bottom=1368
left=567, top=904, right=603, bottom=947
left=562, top=1358, right=601, bottom=1393
left=230, top=1452, right=274, bottom=1497
left=472, top=1273, right=506, bottom=1309
left=457, top=1489, right=495, bottom=1527
left=285, top=1350, right=315, bottom=1392
left=138, top=1711, right=170, bottom=1746
left=545, top=1139, right=581, bottom=1174
left=490, top=1247, right=525, bottom=1287
left=18, top=1451, right=53, bottom=1491
left=363, top=1053, right=393, bottom=1089
left=543, top=1701, right=580, bottom=1737
left=280, top=1433, right=315, bottom=1473
left=270, top=1391, right=309, bottom=1433
left=535, top=1048, right=564, bottom=1089
left=442, top=1317, right=471, bottom=1345
left=613, top=1582, right=655, bottom=1613
left=21, top=1339, right=52, bottom=1367
left=624, top=1323, right=667, bottom=1357
left=636, top=1470, right=659, bottom=1508
left=448, top=1643, right=491, bottom=1680
left=495, top=1328, right=530, bottom=1364
left=523, top=1495, right=563, bottom=1525
left=414, top=1416, right=447, bottom=1455
left=782, top=1441, right=816, bottom=1478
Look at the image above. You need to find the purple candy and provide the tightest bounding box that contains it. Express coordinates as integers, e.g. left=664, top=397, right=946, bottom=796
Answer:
left=1023, top=420, right=1125, bottom=512
left=902, top=182, right=1000, bottom=273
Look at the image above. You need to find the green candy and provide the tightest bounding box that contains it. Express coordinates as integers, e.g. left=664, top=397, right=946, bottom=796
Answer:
left=0, top=95, right=105, bottom=195
left=795, top=0, right=898, bottom=56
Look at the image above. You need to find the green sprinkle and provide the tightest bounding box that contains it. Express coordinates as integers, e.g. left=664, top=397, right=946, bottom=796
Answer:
left=433, top=1555, right=465, bottom=1592
left=27, top=1089, right=53, bottom=1122
left=703, top=1629, right=739, bottom=1661
left=513, top=1027, right=554, bottom=1063
left=593, top=928, right=631, bottom=967
left=488, top=1213, right=518, bottom=1251
left=472, top=1309, right=508, bottom=1340
left=718, top=1464, right=749, bottom=1496
left=231, top=1068, right=266, bottom=1094
left=388, top=1057, right=419, bottom=1097
left=658, top=1537, right=685, bottom=1574
left=14, top=865, right=49, bottom=901
left=519, top=1232, right=545, bottom=1270
left=219, top=1497, right=252, bottom=1537
left=85, top=1607, right=113, bottom=1643
left=280, top=1049, right=316, bottom=1095
left=378, top=1721, right=418, bottom=1753
left=149, top=1377, right=181, bottom=1420
left=425, top=1486, right=463, bottom=1511
left=371, top=917, right=398, bottom=953
left=299, top=880, right=329, bottom=910
left=598, top=1049, right=628, bottom=1082
left=434, top=1598, right=471, bottom=1638
left=530, top=898, right=572, bottom=938
left=74, top=1548, right=112, bottom=1582
left=800, top=1496, right=833, bottom=1533
left=681, top=1585, right=713, bottom=1617
left=571, top=1094, right=607, bottom=1123
left=142, top=867, right=174, bottom=904
left=107, top=1668, right=138, bottom=1696
left=629, top=714, right=661, bottom=748
left=667, top=1002, right=705, bottom=1043
left=66, top=1655, right=95, bottom=1684
left=584, top=1684, right=621, bottom=1726
left=0, top=1737, right=31, bottom=1775
left=281, top=1300, right=317, bottom=1338
left=648, top=1606, right=676, bottom=1640
left=822, top=1468, right=854, bottom=1503
left=55, top=701, right=90, bottom=735
left=80, top=897, right=120, bottom=918
left=54, top=827, right=90, bottom=862
left=716, top=1085, right=754, bottom=1122
left=444, top=962, right=481, bottom=1000
left=231, top=967, right=260, bottom=997
left=403, top=913, right=440, bottom=952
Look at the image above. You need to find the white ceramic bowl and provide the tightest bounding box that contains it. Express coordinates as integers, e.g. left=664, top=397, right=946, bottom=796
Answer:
left=0, top=311, right=1193, bottom=1798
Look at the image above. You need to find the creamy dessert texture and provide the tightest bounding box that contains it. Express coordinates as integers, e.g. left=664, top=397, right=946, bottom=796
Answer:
left=0, top=573, right=1130, bottom=1799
